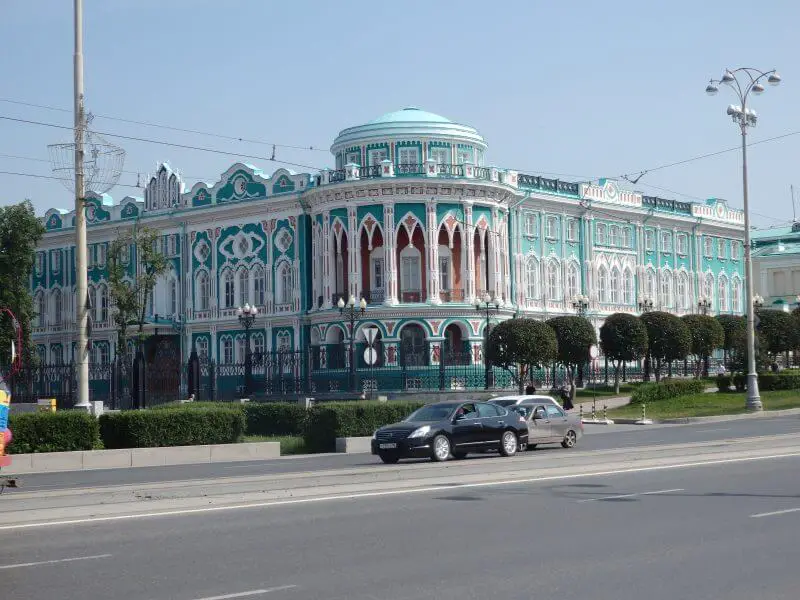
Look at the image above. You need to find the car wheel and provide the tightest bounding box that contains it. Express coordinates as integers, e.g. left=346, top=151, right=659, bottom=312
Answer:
left=499, top=431, right=518, bottom=457
left=452, top=451, right=468, bottom=460
left=431, top=434, right=451, bottom=462
left=378, top=453, right=400, bottom=464
left=561, top=430, right=578, bottom=449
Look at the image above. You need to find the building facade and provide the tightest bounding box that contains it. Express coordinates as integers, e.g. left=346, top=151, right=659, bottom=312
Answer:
left=753, top=223, right=800, bottom=311
left=29, top=108, right=747, bottom=397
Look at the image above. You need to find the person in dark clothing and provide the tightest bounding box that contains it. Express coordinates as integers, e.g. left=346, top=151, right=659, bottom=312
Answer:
left=525, top=384, right=536, bottom=395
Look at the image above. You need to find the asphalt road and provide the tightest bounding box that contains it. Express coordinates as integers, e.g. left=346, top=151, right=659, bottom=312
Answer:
left=8, top=414, right=800, bottom=493
left=3, top=446, right=800, bottom=599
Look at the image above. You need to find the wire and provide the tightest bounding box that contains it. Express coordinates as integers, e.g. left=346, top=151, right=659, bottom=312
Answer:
left=0, top=115, right=326, bottom=173
left=0, top=97, right=329, bottom=153
left=0, top=169, right=142, bottom=190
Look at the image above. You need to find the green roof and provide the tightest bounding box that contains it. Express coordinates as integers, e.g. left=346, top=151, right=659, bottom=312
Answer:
left=367, top=107, right=452, bottom=125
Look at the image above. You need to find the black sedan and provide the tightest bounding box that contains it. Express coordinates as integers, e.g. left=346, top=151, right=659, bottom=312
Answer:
left=371, top=401, right=529, bottom=464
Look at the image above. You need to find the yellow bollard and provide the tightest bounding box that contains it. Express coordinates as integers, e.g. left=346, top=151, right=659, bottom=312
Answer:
left=38, top=398, right=56, bottom=412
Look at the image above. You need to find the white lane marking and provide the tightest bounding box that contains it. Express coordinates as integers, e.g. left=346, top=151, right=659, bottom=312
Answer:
left=0, top=554, right=112, bottom=570
left=694, top=428, right=732, bottom=433
left=192, top=586, right=297, bottom=600
left=2, top=452, right=800, bottom=531
left=750, top=507, right=800, bottom=519
left=577, top=488, right=684, bottom=503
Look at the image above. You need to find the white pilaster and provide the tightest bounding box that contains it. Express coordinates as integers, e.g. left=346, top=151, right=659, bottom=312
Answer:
left=426, top=200, right=440, bottom=303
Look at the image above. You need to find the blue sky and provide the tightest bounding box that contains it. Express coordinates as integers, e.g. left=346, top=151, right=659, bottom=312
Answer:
left=1, top=0, right=798, bottom=229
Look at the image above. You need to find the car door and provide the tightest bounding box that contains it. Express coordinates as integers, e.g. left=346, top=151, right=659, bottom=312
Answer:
left=546, top=404, right=570, bottom=440
left=476, top=402, right=505, bottom=445
left=451, top=403, right=483, bottom=447
left=527, top=404, right=552, bottom=442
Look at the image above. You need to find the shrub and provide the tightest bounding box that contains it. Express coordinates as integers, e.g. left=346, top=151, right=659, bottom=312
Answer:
left=630, top=379, right=705, bottom=405
left=716, top=374, right=733, bottom=392
left=733, top=373, right=746, bottom=392
left=99, top=406, right=245, bottom=449
left=758, top=371, right=800, bottom=391
left=242, top=403, right=307, bottom=437
left=8, top=411, right=102, bottom=454
left=304, top=401, right=424, bottom=452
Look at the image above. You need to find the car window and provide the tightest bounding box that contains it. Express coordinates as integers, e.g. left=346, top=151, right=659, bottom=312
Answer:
left=545, top=405, right=564, bottom=418
left=406, top=404, right=454, bottom=422
left=491, top=399, right=517, bottom=407
left=532, top=406, right=547, bottom=419
left=457, top=403, right=478, bottom=419
left=477, top=403, right=500, bottom=418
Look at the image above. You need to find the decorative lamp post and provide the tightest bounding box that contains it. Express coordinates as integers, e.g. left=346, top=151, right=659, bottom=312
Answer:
left=236, top=303, right=258, bottom=397
left=638, top=295, right=655, bottom=381
left=698, top=296, right=712, bottom=316
left=475, top=292, right=503, bottom=390
left=706, top=66, right=781, bottom=411
left=753, top=294, right=764, bottom=309
left=338, top=295, right=367, bottom=393
left=572, top=294, right=590, bottom=387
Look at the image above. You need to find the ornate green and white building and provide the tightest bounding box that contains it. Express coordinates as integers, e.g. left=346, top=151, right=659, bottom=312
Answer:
left=29, top=107, right=746, bottom=394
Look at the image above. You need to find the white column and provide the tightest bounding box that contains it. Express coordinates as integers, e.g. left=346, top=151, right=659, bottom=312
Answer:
left=348, top=206, right=359, bottom=300
left=311, top=220, right=319, bottom=310
left=491, top=207, right=502, bottom=300
left=426, top=200, right=440, bottom=303
left=464, top=203, right=476, bottom=302
left=384, top=204, right=397, bottom=305
left=323, top=211, right=332, bottom=309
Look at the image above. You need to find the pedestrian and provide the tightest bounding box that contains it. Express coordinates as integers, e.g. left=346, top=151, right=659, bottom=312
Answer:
left=561, top=386, right=574, bottom=411
left=525, top=384, right=536, bottom=395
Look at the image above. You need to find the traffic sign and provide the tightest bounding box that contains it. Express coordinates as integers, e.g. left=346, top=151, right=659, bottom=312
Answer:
left=363, top=326, right=379, bottom=347
left=589, top=344, right=599, bottom=359
left=364, top=347, right=378, bottom=366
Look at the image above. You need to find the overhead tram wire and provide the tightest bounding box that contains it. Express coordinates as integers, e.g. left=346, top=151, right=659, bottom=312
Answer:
left=0, top=97, right=329, bottom=153
left=0, top=115, right=326, bottom=173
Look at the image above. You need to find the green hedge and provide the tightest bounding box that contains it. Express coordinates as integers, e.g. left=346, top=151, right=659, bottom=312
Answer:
left=242, top=403, right=307, bottom=437
left=8, top=411, right=102, bottom=454
left=99, top=406, right=245, bottom=449
left=733, top=373, right=746, bottom=392
left=630, top=379, right=706, bottom=404
left=304, top=401, right=424, bottom=452
left=716, top=374, right=732, bottom=392
left=758, top=371, right=800, bottom=391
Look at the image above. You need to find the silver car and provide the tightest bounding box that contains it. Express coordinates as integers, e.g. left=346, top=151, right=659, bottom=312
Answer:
left=489, top=394, right=561, bottom=409
left=515, top=403, right=583, bottom=449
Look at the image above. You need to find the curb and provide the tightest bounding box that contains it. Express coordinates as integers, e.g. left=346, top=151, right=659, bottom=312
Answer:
left=612, top=408, right=800, bottom=425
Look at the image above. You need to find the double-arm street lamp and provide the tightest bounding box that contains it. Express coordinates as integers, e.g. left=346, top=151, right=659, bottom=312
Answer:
left=338, top=295, right=367, bottom=393
left=706, top=67, right=781, bottom=411
left=572, top=294, right=590, bottom=386
left=475, top=292, right=504, bottom=390
left=638, top=295, right=655, bottom=380
left=697, top=297, right=712, bottom=316
left=236, top=303, right=258, bottom=397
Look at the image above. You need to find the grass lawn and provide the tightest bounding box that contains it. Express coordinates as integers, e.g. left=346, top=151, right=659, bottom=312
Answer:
left=607, top=389, right=800, bottom=420
left=575, top=384, right=635, bottom=399
left=241, top=435, right=308, bottom=455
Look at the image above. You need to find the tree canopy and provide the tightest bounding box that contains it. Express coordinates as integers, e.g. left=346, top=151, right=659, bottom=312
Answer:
left=485, top=318, right=557, bottom=393
left=600, top=312, right=649, bottom=393
left=756, top=309, right=799, bottom=356
left=640, top=311, right=691, bottom=381
left=681, top=314, right=724, bottom=377
left=546, top=316, right=596, bottom=400
left=0, top=201, right=45, bottom=367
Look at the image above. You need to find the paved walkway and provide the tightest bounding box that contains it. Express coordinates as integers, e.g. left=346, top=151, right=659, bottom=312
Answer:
left=574, top=394, right=631, bottom=416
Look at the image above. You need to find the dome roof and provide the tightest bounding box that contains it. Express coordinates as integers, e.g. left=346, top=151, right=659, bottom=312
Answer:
left=331, top=107, right=487, bottom=152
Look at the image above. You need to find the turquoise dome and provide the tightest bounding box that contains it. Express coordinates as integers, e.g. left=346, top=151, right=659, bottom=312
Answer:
left=366, top=107, right=453, bottom=125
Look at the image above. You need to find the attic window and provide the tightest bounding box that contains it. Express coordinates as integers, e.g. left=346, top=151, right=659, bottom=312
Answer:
left=793, top=222, right=800, bottom=233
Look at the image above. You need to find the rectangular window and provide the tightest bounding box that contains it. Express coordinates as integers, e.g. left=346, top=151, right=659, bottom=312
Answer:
left=52, top=249, right=62, bottom=273
left=368, top=149, right=388, bottom=166
left=546, top=216, right=558, bottom=239
left=597, top=224, right=607, bottom=245
left=429, top=148, right=449, bottom=165
left=439, top=256, right=450, bottom=291
left=525, top=214, right=537, bottom=237
left=645, top=230, right=654, bottom=252
left=345, top=151, right=361, bottom=166
left=398, top=147, right=419, bottom=166
left=567, top=219, right=578, bottom=242
left=677, top=234, right=687, bottom=255
left=401, top=256, right=421, bottom=291
left=98, top=244, right=107, bottom=267
left=705, top=237, right=714, bottom=257
left=661, top=231, right=672, bottom=252
left=731, top=241, right=740, bottom=260
left=717, top=238, right=726, bottom=259
left=622, top=227, right=632, bottom=248
left=457, top=149, right=472, bottom=164
left=168, top=235, right=178, bottom=257
left=372, top=258, right=385, bottom=291
left=87, top=245, right=95, bottom=268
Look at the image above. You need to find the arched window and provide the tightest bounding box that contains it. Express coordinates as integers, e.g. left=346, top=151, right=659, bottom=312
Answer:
left=98, top=284, right=109, bottom=323
left=223, top=269, right=235, bottom=308
left=34, top=291, right=45, bottom=327
left=596, top=224, right=607, bottom=245
left=598, top=267, right=609, bottom=303
left=196, top=337, right=209, bottom=360
left=236, top=335, right=246, bottom=363
left=252, top=332, right=265, bottom=358
left=646, top=269, right=657, bottom=300
left=676, top=273, right=689, bottom=309
left=566, top=263, right=579, bottom=300
left=238, top=268, right=249, bottom=306
left=610, top=268, right=620, bottom=304
left=704, top=273, right=715, bottom=305
left=546, top=261, right=560, bottom=300
left=660, top=271, right=673, bottom=308
left=87, top=284, right=95, bottom=314
left=718, top=275, right=729, bottom=312
left=623, top=269, right=634, bottom=304
left=168, top=278, right=178, bottom=317
left=732, top=277, right=742, bottom=312
left=526, top=257, right=540, bottom=299
left=52, top=289, right=62, bottom=326
left=196, top=271, right=210, bottom=311
left=222, top=337, right=233, bottom=364
left=252, top=265, right=265, bottom=306
left=277, top=261, right=293, bottom=305
left=610, top=226, right=621, bottom=247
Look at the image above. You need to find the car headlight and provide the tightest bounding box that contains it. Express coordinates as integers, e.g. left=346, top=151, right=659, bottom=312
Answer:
left=408, top=425, right=431, bottom=439
left=372, top=430, right=378, bottom=440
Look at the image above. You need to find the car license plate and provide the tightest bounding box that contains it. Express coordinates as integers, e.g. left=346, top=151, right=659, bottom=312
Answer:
left=379, top=443, right=397, bottom=449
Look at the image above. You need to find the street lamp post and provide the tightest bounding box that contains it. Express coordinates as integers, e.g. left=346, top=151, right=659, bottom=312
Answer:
left=706, top=67, right=781, bottom=411
left=236, top=303, right=258, bottom=397
left=572, top=294, right=590, bottom=387
left=638, top=295, right=655, bottom=381
left=475, top=292, right=503, bottom=390
left=697, top=296, right=712, bottom=316
left=338, top=295, right=367, bottom=393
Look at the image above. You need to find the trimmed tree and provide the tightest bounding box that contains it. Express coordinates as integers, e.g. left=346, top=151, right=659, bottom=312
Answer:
left=546, top=316, right=597, bottom=402
left=485, top=318, right=557, bottom=393
left=639, top=311, right=691, bottom=382
left=716, top=314, right=746, bottom=370
left=681, top=314, right=725, bottom=378
left=0, top=200, right=46, bottom=365
left=756, top=309, right=799, bottom=362
left=599, top=313, right=649, bottom=394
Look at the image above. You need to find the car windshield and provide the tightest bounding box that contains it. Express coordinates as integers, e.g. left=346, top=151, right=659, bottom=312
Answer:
left=405, top=404, right=455, bottom=422
left=491, top=399, right=518, bottom=407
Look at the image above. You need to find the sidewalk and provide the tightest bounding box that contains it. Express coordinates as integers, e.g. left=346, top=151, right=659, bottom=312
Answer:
left=575, top=395, right=631, bottom=416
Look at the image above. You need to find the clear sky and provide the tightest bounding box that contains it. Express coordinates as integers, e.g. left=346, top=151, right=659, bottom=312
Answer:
left=1, top=0, right=798, bottom=229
